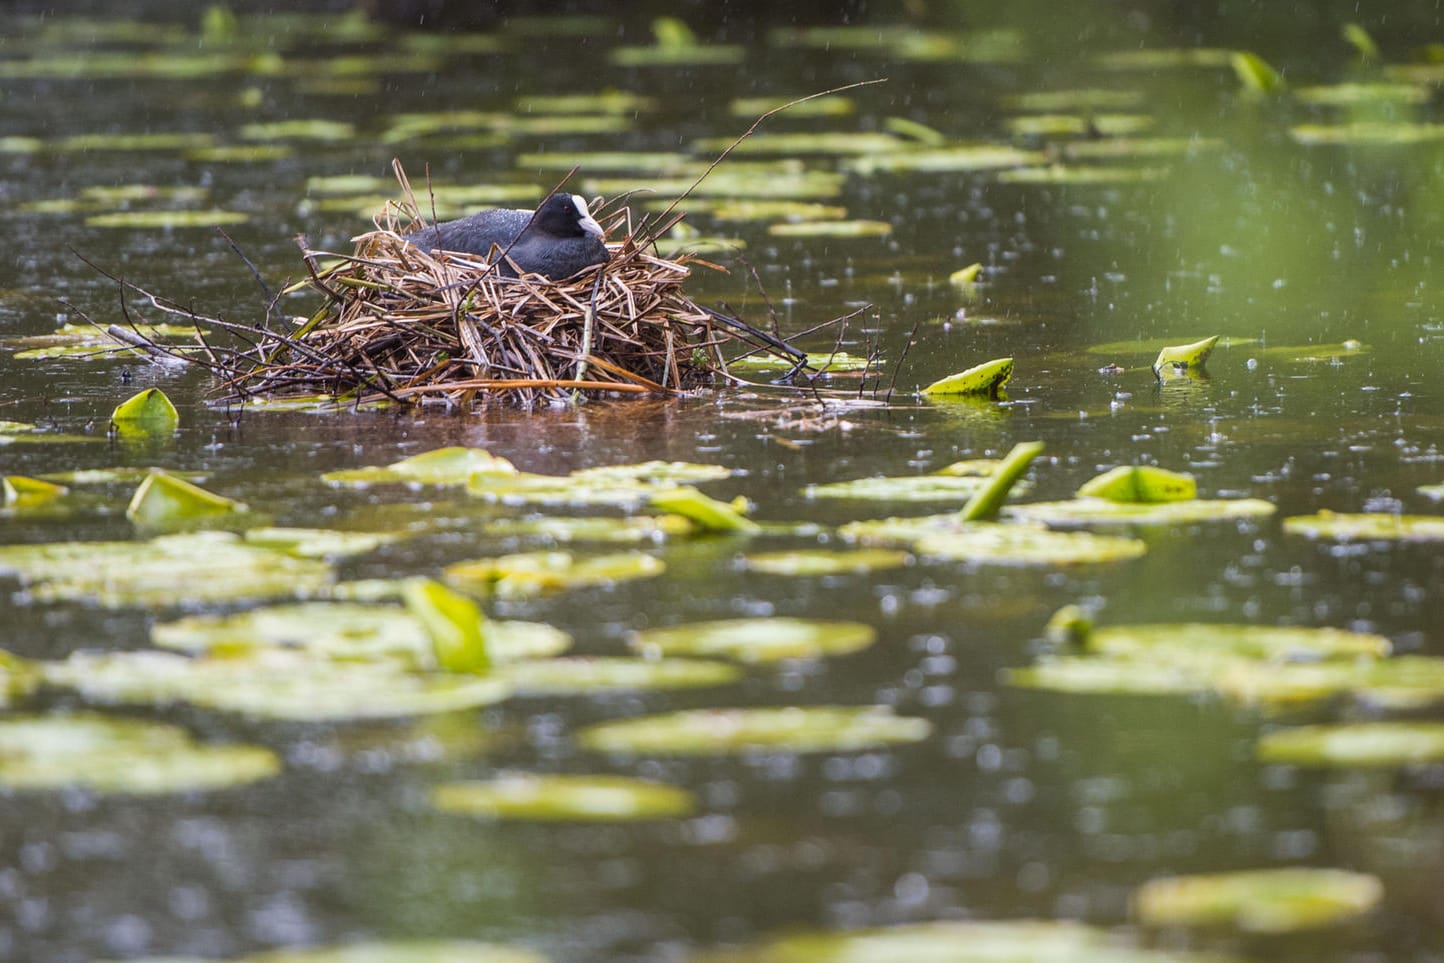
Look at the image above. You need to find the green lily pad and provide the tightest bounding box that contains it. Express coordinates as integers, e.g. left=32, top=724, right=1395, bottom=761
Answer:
left=1007, top=657, right=1208, bottom=696
left=431, top=774, right=695, bottom=821
left=517, top=150, right=696, bottom=173
left=1232, top=50, right=1284, bottom=93
left=1088, top=623, right=1391, bottom=662
left=37, top=466, right=209, bottom=485
left=1257, top=722, right=1444, bottom=768
left=1065, top=136, right=1223, bottom=160
left=126, top=471, right=246, bottom=529
left=86, top=209, right=250, bottom=228
left=805, top=461, right=1006, bottom=503
left=3, top=475, right=68, bottom=508
left=45, top=649, right=512, bottom=722
left=630, top=617, right=877, bottom=663
left=151, top=602, right=570, bottom=666
left=1289, top=121, right=1444, bottom=146
left=1134, top=868, right=1383, bottom=933
left=768, top=25, right=1025, bottom=63
left=186, top=144, right=294, bottom=163
left=467, top=472, right=663, bottom=508
left=1283, top=511, right=1444, bottom=542
left=241, top=527, right=395, bottom=559
left=648, top=487, right=759, bottom=533
left=499, top=657, right=741, bottom=694
left=922, top=357, right=1013, bottom=397
left=1004, top=113, right=1155, bottom=137
left=445, top=551, right=665, bottom=598
left=1077, top=466, right=1197, bottom=503
left=847, top=145, right=1046, bottom=175
left=729, top=94, right=855, bottom=117
left=246, top=940, right=546, bottom=962
left=1004, top=89, right=1148, bottom=111
left=111, top=387, right=178, bottom=437
left=609, top=19, right=746, bottom=67
left=1085, top=336, right=1254, bottom=356
left=323, top=446, right=518, bottom=486
left=482, top=514, right=695, bottom=544
left=0, top=713, right=279, bottom=795
left=59, top=132, right=218, bottom=152
left=996, top=164, right=1169, bottom=185
left=769, top=219, right=893, bottom=238
left=239, top=119, right=356, bottom=141
left=1007, top=498, right=1276, bottom=529
left=515, top=91, right=657, bottom=114
left=583, top=170, right=846, bottom=200
left=729, top=351, right=872, bottom=374
left=577, top=706, right=931, bottom=755
left=0, top=531, right=332, bottom=607
left=741, top=549, right=911, bottom=576
left=842, top=517, right=1147, bottom=566
left=1153, top=336, right=1218, bottom=377
left=1093, top=47, right=1235, bottom=70
left=1295, top=82, right=1431, bottom=106
left=0, top=651, right=38, bottom=709
left=701, top=918, right=1229, bottom=962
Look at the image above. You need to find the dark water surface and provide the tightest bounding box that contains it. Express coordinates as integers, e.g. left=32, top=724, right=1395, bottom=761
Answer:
left=3, top=5, right=1444, bottom=962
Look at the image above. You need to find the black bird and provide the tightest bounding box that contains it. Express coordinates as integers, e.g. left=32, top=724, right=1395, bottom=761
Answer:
left=405, top=193, right=609, bottom=280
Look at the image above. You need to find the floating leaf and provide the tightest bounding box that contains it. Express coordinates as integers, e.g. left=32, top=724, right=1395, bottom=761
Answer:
left=514, top=91, right=657, bottom=114
left=323, top=446, right=517, bottom=486
left=1045, top=604, right=1093, bottom=648
left=110, top=387, right=178, bottom=437
left=586, top=169, right=846, bottom=200
left=922, top=357, right=1014, bottom=397
left=152, top=601, right=568, bottom=665
left=242, top=940, right=545, bottom=962
left=1284, top=511, right=1444, bottom=542
left=3, top=475, right=67, bottom=508
left=1342, top=22, right=1380, bottom=61
left=729, top=94, right=855, bottom=117
left=403, top=578, right=491, bottom=674
left=1008, top=497, right=1276, bottom=529
left=1007, top=657, right=1205, bottom=696
left=577, top=706, right=932, bottom=755
left=996, top=164, right=1169, bottom=185
left=45, top=649, right=511, bottom=722
left=86, top=209, right=250, bottom=228
left=1078, top=466, right=1197, bottom=504
left=847, top=145, right=1046, bottom=175
left=741, top=548, right=911, bottom=576
left=1295, top=82, right=1429, bottom=106
left=0, top=713, right=278, bottom=795
left=648, top=487, right=760, bottom=533
left=630, top=617, right=877, bottom=663
left=499, top=657, right=741, bottom=694
left=805, top=461, right=1006, bottom=504
left=446, top=551, right=665, bottom=598
left=241, top=527, right=395, bottom=559
left=468, top=472, right=662, bottom=509
left=1258, top=722, right=1444, bottom=767
left=697, top=132, right=913, bottom=156
left=729, top=351, right=872, bottom=374
left=1135, top=868, right=1382, bottom=933
left=949, top=263, right=983, bottom=286
left=1088, top=623, right=1391, bottom=662
left=1288, top=122, right=1444, bottom=146
left=844, top=517, right=1147, bottom=566
left=570, top=460, right=733, bottom=484
left=1153, top=336, right=1218, bottom=378
left=0, top=651, right=38, bottom=709
left=768, top=219, right=893, bottom=238
left=518, top=150, right=696, bottom=173
left=1004, top=113, right=1155, bottom=137
left=431, top=774, right=695, bottom=821
left=239, top=119, right=356, bottom=141
left=0, top=531, right=332, bottom=607
left=126, top=470, right=247, bottom=529
left=1094, top=47, right=1238, bottom=70
left=1231, top=51, right=1284, bottom=93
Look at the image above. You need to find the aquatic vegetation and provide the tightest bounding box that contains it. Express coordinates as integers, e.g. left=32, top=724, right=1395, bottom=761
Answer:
left=126, top=470, right=248, bottom=529
left=1134, top=868, right=1383, bottom=932
left=499, top=657, right=741, bottom=695
left=109, top=388, right=178, bottom=437
left=431, top=774, right=695, bottom=821
left=921, top=357, right=1013, bottom=397
left=629, top=617, right=877, bottom=663
left=1258, top=722, right=1444, bottom=767
left=403, top=578, right=491, bottom=674
left=577, top=706, right=932, bottom=755
left=323, top=447, right=518, bottom=486
left=740, top=548, right=911, bottom=576
left=1284, top=511, right=1444, bottom=542
left=445, top=550, right=665, bottom=598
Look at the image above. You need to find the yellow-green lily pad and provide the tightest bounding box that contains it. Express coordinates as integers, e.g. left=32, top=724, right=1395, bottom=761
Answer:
left=86, top=209, right=250, bottom=228
left=805, top=460, right=1007, bottom=503
left=1289, top=121, right=1444, bottom=146
left=1007, top=658, right=1206, bottom=696
left=1283, top=511, right=1444, bottom=542
left=729, top=351, right=872, bottom=374
left=445, top=551, right=665, bottom=598
left=1134, top=868, right=1383, bottom=933
left=1077, top=466, right=1197, bottom=503
left=696, top=132, right=913, bottom=156
left=996, top=164, right=1169, bottom=185
left=578, top=706, right=931, bottom=756
left=151, top=602, right=569, bottom=666
left=1295, top=82, right=1431, bottom=106
left=466, top=472, right=663, bottom=508
left=45, top=649, right=511, bottom=722
left=583, top=170, right=846, bottom=200
left=922, top=357, right=1013, bottom=397
left=0, top=651, right=38, bottom=709
left=768, top=219, right=893, bottom=238
left=515, top=91, right=656, bottom=114
left=570, top=460, right=733, bottom=484
left=126, top=470, right=247, bottom=529
left=1088, top=623, right=1391, bottom=662
left=323, top=446, right=517, bottom=486
left=499, top=657, right=741, bottom=695
left=0, top=531, right=332, bottom=607
left=431, top=774, right=694, bottom=822
left=648, top=487, right=759, bottom=533
left=239, top=119, right=356, bottom=141
left=1008, top=498, right=1276, bottom=529
left=630, top=617, right=877, bottom=663
left=0, top=713, right=279, bottom=795
left=1257, top=722, right=1444, bottom=768
left=741, top=548, right=911, bottom=576
left=110, top=387, right=178, bottom=437
left=1153, top=336, right=1218, bottom=377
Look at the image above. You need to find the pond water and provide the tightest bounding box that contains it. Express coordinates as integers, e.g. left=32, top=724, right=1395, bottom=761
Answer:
left=3, top=4, right=1444, bottom=962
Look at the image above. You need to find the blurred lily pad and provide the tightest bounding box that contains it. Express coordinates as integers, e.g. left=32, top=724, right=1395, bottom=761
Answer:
left=431, top=774, right=695, bottom=821
left=483, top=514, right=695, bottom=544
left=584, top=170, right=846, bottom=200
left=1088, top=623, right=1390, bottom=662
left=649, top=487, right=759, bottom=533
left=702, top=200, right=850, bottom=222
left=0, top=531, right=331, bottom=607
left=847, top=145, right=1045, bottom=175
left=1258, top=722, right=1444, bottom=767
left=741, top=549, right=911, bottom=576
left=46, top=649, right=512, bottom=721
left=577, top=706, right=931, bottom=755
left=517, top=150, right=696, bottom=173
left=324, top=446, right=518, bottom=486
left=1004, top=89, right=1148, bottom=111
left=152, top=601, right=570, bottom=666
left=1284, top=511, right=1444, bottom=542
left=1077, top=466, right=1196, bottom=503
left=241, top=527, right=396, bottom=559
left=1007, top=498, right=1276, bottom=528
left=996, top=164, right=1169, bottom=185
left=696, top=132, right=913, bottom=155
left=729, top=351, right=872, bottom=374
left=467, top=472, right=662, bottom=508
left=499, top=657, right=741, bottom=694
left=630, top=617, right=877, bottom=663
left=1295, top=82, right=1431, bottom=106
left=842, top=517, right=1147, bottom=566
left=1134, top=868, right=1383, bottom=933
left=445, top=551, right=665, bottom=598
left=805, top=461, right=1005, bottom=503
left=769, top=219, right=892, bottom=238
left=0, top=713, right=278, bottom=795
left=922, top=357, right=1013, bottom=397
left=126, top=470, right=246, bottom=529
left=86, top=209, right=250, bottom=228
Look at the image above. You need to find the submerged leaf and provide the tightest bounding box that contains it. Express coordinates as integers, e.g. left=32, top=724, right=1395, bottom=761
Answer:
left=648, top=487, right=760, bottom=533
left=323, top=446, right=517, bottom=486
left=499, top=657, right=740, bottom=694
left=577, top=706, right=932, bottom=755
left=1135, top=868, right=1382, bottom=933
left=431, top=774, right=695, bottom=821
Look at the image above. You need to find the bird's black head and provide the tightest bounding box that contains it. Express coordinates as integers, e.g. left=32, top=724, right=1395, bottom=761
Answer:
left=529, top=193, right=605, bottom=240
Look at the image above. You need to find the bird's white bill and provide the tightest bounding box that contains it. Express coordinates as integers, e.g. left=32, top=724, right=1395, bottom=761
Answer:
left=572, top=195, right=605, bottom=238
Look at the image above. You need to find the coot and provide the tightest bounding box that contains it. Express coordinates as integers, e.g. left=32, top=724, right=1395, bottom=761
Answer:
left=405, top=193, right=609, bottom=280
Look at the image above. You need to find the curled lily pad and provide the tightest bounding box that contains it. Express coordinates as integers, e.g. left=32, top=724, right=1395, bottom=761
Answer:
left=1134, top=868, right=1383, bottom=933
left=630, top=618, right=877, bottom=663
left=1257, top=722, right=1444, bottom=768
left=151, top=602, right=569, bottom=666
left=247, top=940, right=546, bottom=962
left=702, top=919, right=1226, bottom=962
left=0, top=713, right=278, bottom=795
left=0, top=531, right=332, bottom=607
left=1283, top=511, right=1444, bottom=542
left=805, top=461, right=1006, bottom=503
left=741, top=549, right=911, bottom=576
left=403, top=578, right=490, bottom=674
left=445, top=551, right=665, bottom=598
left=577, top=706, right=931, bottom=755
left=324, top=446, right=517, bottom=486
left=949, top=262, right=983, bottom=286
left=3, top=475, right=67, bottom=508
left=1232, top=51, right=1284, bottom=93
left=126, top=470, right=247, bottom=529
left=45, top=649, right=511, bottom=722
left=431, top=774, right=695, bottom=821
left=648, top=487, right=759, bottom=533
left=110, top=387, right=178, bottom=437
left=1289, top=121, right=1444, bottom=146
left=1153, top=336, right=1218, bottom=378
left=499, top=657, right=741, bottom=694
left=922, top=357, right=1013, bottom=397
left=1007, top=498, right=1276, bottom=529
left=1077, top=466, right=1197, bottom=503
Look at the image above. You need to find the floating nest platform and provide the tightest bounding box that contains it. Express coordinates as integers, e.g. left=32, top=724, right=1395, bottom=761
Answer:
left=99, top=167, right=806, bottom=409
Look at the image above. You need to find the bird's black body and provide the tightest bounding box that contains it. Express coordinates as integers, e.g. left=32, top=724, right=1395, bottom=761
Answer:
left=406, top=193, right=609, bottom=280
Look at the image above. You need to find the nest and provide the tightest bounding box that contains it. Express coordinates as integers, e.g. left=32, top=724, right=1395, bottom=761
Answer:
left=95, top=164, right=807, bottom=408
